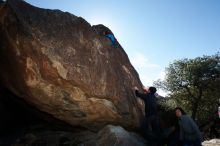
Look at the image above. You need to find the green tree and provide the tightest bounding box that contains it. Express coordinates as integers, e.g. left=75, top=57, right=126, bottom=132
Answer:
left=154, top=53, right=220, bottom=121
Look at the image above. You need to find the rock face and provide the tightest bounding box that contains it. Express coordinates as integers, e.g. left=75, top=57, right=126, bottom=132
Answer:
left=0, top=0, right=143, bottom=130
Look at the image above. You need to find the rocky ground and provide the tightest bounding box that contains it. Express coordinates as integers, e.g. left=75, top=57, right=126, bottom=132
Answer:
left=203, top=139, right=220, bottom=146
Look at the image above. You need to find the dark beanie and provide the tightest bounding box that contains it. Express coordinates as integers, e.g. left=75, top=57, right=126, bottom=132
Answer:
left=149, top=87, right=157, bottom=94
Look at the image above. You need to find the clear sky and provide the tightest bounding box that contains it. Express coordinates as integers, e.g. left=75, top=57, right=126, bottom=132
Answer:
left=25, top=0, right=220, bottom=96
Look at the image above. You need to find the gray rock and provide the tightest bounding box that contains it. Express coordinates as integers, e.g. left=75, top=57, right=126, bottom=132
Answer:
left=80, top=125, right=147, bottom=146
left=202, top=139, right=220, bottom=146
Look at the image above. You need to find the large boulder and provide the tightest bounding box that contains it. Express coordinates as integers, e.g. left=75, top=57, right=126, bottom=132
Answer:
left=0, top=0, right=144, bottom=130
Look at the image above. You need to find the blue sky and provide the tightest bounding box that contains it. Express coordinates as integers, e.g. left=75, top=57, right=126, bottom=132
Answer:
left=25, top=0, right=220, bottom=96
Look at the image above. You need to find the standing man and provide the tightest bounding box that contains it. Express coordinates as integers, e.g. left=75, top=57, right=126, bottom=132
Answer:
left=134, top=86, right=160, bottom=141
left=134, top=86, right=157, bottom=119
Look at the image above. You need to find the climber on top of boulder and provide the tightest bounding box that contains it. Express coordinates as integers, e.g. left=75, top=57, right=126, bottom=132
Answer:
left=103, top=31, right=117, bottom=48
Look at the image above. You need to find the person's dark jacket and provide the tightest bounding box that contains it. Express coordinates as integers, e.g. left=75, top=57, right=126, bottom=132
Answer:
left=178, top=115, right=202, bottom=141
left=135, top=90, right=157, bottom=117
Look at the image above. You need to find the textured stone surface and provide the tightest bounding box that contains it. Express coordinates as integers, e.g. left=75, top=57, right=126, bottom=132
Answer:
left=83, top=125, right=147, bottom=146
left=0, top=0, right=143, bottom=130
